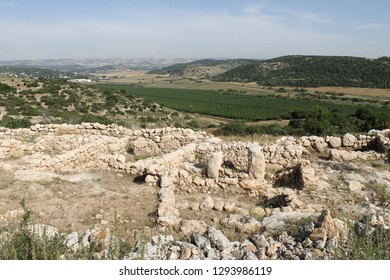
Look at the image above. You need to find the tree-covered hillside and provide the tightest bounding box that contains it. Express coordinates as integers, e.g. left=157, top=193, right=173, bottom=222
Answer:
left=147, top=59, right=258, bottom=76
left=213, top=55, right=390, bottom=88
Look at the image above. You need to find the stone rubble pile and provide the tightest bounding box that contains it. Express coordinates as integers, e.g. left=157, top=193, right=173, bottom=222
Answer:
left=126, top=210, right=349, bottom=260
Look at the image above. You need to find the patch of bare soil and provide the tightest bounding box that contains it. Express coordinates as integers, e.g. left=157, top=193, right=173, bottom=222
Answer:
left=0, top=170, right=159, bottom=241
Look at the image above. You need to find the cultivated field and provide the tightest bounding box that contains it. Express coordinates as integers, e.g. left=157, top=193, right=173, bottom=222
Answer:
left=92, top=70, right=390, bottom=100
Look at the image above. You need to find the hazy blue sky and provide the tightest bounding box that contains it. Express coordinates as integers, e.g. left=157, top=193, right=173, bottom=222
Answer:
left=0, top=0, right=389, bottom=59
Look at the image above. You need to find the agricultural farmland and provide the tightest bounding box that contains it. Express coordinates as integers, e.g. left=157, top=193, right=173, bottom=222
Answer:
left=97, top=84, right=371, bottom=121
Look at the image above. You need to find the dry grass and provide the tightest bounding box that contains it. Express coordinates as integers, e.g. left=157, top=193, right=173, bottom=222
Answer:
left=0, top=170, right=159, bottom=237
left=92, top=70, right=390, bottom=103
left=218, top=134, right=282, bottom=145
left=305, top=86, right=390, bottom=100
left=91, top=71, right=273, bottom=95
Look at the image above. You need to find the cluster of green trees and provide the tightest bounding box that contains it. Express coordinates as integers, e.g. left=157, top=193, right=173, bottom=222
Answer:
left=220, top=106, right=390, bottom=136
left=0, top=79, right=170, bottom=128
left=0, top=82, right=17, bottom=94
left=214, top=55, right=390, bottom=88
left=220, top=121, right=287, bottom=136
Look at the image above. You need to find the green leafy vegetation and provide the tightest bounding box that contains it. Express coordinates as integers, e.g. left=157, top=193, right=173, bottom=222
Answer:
left=335, top=225, right=390, bottom=260
left=0, top=115, right=32, bottom=128
left=365, top=183, right=390, bottom=207
left=0, top=200, right=132, bottom=260
left=97, top=85, right=367, bottom=122
left=214, top=55, right=390, bottom=88
left=1, top=66, right=389, bottom=135
left=0, top=78, right=167, bottom=128
left=0, top=82, right=17, bottom=94
left=97, top=85, right=389, bottom=136
left=217, top=105, right=390, bottom=136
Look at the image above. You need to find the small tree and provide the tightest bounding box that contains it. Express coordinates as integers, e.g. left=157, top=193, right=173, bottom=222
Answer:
left=304, top=106, right=331, bottom=135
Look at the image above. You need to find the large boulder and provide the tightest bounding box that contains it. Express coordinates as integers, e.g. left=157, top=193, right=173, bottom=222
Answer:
left=239, top=179, right=266, bottom=191
left=207, top=227, right=231, bottom=251
left=342, top=133, right=357, bottom=147
left=180, top=220, right=208, bottom=235
left=275, top=160, right=318, bottom=190
left=326, top=136, right=342, bottom=148
left=309, top=210, right=341, bottom=243
left=200, top=196, right=215, bottom=211
left=298, top=162, right=319, bottom=189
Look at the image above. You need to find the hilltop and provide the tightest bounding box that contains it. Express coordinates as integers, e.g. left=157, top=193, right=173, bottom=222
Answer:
left=147, top=59, right=259, bottom=79
left=212, top=55, right=390, bottom=88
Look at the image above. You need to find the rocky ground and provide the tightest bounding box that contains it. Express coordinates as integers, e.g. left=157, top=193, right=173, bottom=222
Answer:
left=0, top=123, right=389, bottom=259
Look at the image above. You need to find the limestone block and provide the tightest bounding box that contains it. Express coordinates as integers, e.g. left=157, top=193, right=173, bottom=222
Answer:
left=327, top=136, right=342, bottom=148
left=200, top=196, right=214, bottom=210
left=342, top=133, right=357, bottom=147
left=180, top=220, right=208, bottom=235
left=207, top=151, right=223, bottom=179
left=248, top=143, right=265, bottom=181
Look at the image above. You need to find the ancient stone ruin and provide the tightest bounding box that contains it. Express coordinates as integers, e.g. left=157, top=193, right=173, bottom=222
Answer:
left=0, top=123, right=389, bottom=259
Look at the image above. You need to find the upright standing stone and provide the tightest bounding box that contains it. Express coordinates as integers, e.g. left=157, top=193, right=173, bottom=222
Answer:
left=248, top=144, right=265, bottom=181
left=207, top=151, right=223, bottom=179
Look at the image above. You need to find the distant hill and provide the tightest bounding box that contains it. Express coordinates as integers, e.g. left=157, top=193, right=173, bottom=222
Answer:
left=147, top=59, right=259, bottom=79
left=213, top=55, right=390, bottom=88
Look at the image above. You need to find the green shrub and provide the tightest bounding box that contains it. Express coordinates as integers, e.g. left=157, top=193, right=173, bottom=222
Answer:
left=220, top=121, right=247, bottom=135
left=0, top=115, right=32, bottom=128
left=0, top=82, right=17, bottom=94
left=174, top=122, right=183, bottom=128
left=80, top=114, right=112, bottom=125
left=187, top=120, right=199, bottom=128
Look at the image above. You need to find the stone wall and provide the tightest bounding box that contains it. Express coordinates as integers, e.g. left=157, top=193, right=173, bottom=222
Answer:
left=1, top=123, right=389, bottom=175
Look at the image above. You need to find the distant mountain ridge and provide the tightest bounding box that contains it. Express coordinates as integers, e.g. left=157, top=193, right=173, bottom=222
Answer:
left=212, top=55, right=390, bottom=88
left=0, top=58, right=196, bottom=71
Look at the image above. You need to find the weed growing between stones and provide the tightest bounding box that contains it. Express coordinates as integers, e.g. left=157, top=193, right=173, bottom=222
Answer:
left=0, top=200, right=134, bottom=260
left=365, top=183, right=390, bottom=207
left=0, top=199, right=67, bottom=260
left=334, top=224, right=390, bottom=260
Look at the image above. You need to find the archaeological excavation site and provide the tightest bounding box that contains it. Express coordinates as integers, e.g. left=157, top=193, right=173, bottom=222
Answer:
left=0, top=123, right=389, bottom=260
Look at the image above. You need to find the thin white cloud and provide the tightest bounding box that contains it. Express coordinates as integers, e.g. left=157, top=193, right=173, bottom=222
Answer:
left=352, top=22, right=386, bottom=30
left=242, top=3, right=268, bottom=15
left=281, top=7, right=386, bottom=32
left=283, top=9, right=336, bottom=25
